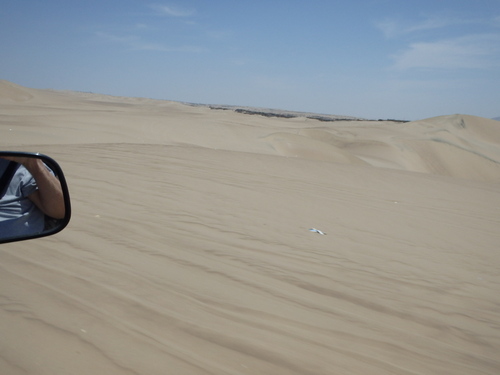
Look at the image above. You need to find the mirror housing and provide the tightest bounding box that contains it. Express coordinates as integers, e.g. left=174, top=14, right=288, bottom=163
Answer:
left=0, top=152, right=71, bottom=244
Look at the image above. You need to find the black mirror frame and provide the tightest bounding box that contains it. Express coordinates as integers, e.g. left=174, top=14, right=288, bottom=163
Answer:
left=0, top=151, right=71, bottom=244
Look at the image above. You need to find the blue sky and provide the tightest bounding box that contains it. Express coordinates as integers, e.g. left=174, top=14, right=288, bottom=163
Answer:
left=1, top=0, right=499, bottom=120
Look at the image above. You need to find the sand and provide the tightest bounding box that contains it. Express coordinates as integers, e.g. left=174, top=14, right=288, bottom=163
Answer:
left=1, top=80, right=499, bottom=374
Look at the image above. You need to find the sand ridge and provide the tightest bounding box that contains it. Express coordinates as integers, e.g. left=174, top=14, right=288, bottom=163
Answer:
left=1, top=81, right=500, bottom=374
left=2, top=81, right=499, bottom=182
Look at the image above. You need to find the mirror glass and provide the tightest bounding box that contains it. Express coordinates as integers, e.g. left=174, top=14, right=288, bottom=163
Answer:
left=0, top=152, right=71, bottom=244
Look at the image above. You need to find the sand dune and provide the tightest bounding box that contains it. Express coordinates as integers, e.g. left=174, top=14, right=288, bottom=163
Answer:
left=1, top=81, right=500, bottom=374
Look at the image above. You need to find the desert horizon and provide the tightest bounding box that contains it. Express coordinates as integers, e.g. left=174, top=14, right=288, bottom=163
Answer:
left=1, top=80, right=499, bottom=374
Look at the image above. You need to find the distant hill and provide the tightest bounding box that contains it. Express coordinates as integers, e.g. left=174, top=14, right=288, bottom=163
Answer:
left=493, top=117, right=500, bottom=121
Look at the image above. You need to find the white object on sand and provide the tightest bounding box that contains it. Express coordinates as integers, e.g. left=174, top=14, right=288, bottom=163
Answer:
left=309, top=228, right=326, bottom=235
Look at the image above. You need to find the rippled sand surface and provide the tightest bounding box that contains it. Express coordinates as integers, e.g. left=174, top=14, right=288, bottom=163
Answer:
left=1, top=81, right=500, bottom=374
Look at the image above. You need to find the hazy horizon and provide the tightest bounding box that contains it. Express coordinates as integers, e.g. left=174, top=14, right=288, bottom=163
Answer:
left=1, top=0, right=499, bottom=121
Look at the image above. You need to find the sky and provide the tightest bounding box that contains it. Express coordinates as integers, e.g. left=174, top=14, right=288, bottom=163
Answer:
left=1, top=0, right=499, bottom=120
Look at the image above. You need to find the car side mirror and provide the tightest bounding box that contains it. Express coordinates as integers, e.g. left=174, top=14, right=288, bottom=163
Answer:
left=0, top=152, right=71, bottom=244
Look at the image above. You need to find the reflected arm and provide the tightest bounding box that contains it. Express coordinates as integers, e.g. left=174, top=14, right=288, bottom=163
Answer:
left=21, top=158, right=66, bottom=219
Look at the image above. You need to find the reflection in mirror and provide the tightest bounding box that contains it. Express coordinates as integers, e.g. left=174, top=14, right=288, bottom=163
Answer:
left=0, top=152, right=71, bottom=244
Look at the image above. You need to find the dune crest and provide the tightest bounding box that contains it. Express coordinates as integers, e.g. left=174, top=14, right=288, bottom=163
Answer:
left=395, top=115, right=500, bottom=180
left=0, top=80, right=34, bottom=101
left=260, top=113, right=500, bottom=182
left=263, top=132, right=369, bottom=164
left=1, top=81, right=499, bottom=181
